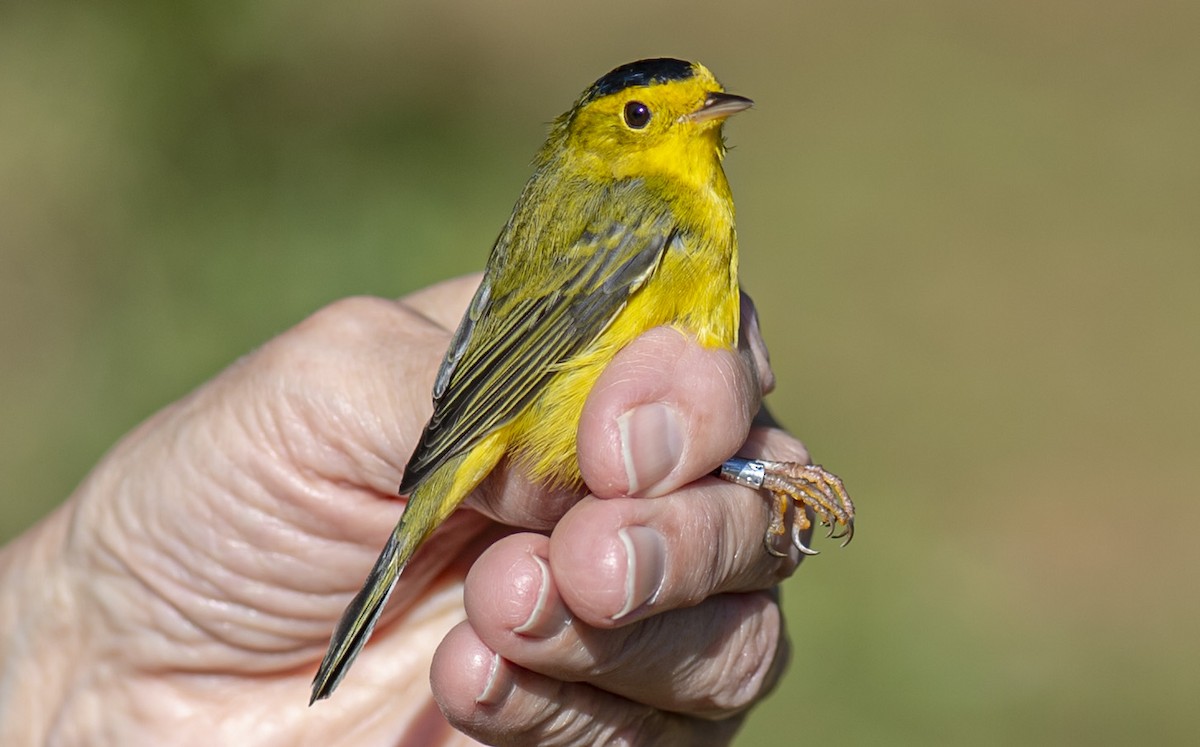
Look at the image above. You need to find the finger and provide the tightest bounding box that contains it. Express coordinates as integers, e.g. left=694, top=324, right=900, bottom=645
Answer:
left=738, top=290, right=775, bottom=396
left=460, top=536, right=789, bottom=720
left=469, top=457, right=590, bottom=532
left=553, top=426, right=815, bottom=626
left=576, top=327, right=762, bottom=500
left=431, top=620, right=745, bottom=746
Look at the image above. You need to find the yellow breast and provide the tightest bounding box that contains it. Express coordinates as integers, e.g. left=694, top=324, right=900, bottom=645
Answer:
left=507, top=225, right=739, bottom=487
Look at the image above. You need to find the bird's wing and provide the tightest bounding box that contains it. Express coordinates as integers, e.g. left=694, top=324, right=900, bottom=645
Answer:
left=399, top=179, right=675, bottom=493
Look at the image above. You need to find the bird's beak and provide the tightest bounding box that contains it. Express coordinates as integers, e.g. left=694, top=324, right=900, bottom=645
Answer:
left=687, top=92, right=754, bottom=123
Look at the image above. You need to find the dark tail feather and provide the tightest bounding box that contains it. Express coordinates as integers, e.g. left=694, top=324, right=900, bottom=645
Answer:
left=309, top=531, right=406, bottom=704
left=309, top=451, right=485, bottom=703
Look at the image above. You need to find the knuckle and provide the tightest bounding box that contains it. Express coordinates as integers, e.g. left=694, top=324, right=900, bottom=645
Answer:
left=503, top=683, right=667, bottom=747
left=292, top=296, right=430, bottom=348
left=686, top=592, right=782, bottom=716
left=301, top=295, right=392, bottom=333
left=746, top=427, right=812, bottom=467
left=616, top=709, right=742, bottom=747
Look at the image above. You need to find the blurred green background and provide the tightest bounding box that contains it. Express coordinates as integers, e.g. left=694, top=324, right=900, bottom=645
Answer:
left=2, top=0, right=1197, bottom=743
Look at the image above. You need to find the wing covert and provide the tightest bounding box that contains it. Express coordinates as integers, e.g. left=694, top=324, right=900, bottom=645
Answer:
left=399, top=180, right=676, bottom=494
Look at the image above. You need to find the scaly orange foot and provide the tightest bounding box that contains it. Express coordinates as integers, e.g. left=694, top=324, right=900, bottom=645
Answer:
left=719, top=458, right=855, bottom=556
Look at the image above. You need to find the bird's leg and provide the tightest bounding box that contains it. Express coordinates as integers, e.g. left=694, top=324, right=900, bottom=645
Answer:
left=718, top=458, right=855, bottom=555
left=762, top=490, right=794, bottom=558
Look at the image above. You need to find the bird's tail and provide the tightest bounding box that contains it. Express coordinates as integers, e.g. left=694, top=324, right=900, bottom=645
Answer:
left=309, top=441, right=504, bottom=704
left=309, top=513, right=421, bottom=704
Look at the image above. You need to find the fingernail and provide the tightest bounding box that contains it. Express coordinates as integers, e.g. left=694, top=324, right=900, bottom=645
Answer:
left=476, top=652, right=511, bottom=706
left=613, top=525, right=666, bottom=621
left=617, top=403, right=683, bottom=495
left=513, top=554, right=570, bottom=637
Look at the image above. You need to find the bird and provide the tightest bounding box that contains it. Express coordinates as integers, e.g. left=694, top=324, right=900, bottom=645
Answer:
left=310, top=57, right=854, bottom=704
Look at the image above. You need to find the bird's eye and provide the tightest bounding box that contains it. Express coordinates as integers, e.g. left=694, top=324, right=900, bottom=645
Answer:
left=623, top=101, right=651, bottom=129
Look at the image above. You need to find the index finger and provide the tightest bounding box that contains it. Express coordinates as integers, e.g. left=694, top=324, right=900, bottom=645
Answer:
left=552, top=424, right=813, bottom=627
left=576, top=326, right=762, bottom=500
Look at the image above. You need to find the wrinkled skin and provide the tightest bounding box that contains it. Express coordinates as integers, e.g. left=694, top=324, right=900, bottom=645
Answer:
left=0, top=275, right=813, bottom=746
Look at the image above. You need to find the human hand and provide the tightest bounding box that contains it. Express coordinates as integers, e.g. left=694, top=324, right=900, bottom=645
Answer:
left=430, top=307, right=812, bottom=745
left=0, top=276, right=810, bottom=745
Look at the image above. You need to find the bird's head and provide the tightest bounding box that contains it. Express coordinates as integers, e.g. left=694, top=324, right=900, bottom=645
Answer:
left=548, top=58, right=752, bottom=186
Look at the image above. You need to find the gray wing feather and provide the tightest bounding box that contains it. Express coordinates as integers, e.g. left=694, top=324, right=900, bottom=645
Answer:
left=399, top=182, right=674, bottom=494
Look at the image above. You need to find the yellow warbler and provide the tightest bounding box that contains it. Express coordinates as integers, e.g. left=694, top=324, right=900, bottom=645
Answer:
left=311, top=58, right=854, bottom=703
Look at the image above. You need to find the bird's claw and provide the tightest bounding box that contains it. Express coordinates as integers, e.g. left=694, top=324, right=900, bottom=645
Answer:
left=719, top=458, right=855, bottom=556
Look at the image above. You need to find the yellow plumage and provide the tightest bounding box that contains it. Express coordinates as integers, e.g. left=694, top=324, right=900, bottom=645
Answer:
left=311, top=58, right=754, bottom=702
left=510, top=231, right=740, bottom=483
